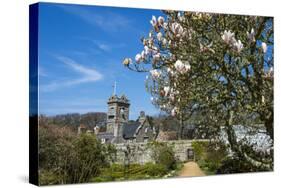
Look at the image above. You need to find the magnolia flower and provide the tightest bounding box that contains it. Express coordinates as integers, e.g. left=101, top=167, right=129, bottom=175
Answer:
left=164, top=86, right=170, bottom=96
left=157, top=32, right=163, bottom=41
left=169, top=94, right=175, bottom=102
left=144, top=46, right=150, bottom=55
left=157, top=16, right=165, bottom=26
left=234, top=40, right=243, bottom=53
left=163, top=22, right=168, bottom=30
left=150, top=97, right=154, bottom=102
left=262, top=42, right=267, bottom=53
left=150, top=15, right=157, bottom=27
left=135, top=53, right=142, bottom=63
left=174, top=60, right=184, bottom=71
left=141, top=50, right=146, bottom=59
left=152, top=53, right=161, bottom=62
left=122, top=58, right=132, bottom=66
left=221, top=30, right=235, bottom=45
left=150, top=69, right=161, bottom=79
left=171, top=22, right=184, bottom=37
left=148, top=39, right=154, bottom=47
left=247, top=28, right=255, bottom=43
left=162, top=38, right=167, bottom=46
left=171, top=107, right=178, bottom=116
left=184, top=63, right=191, bottom=72
left=174, top=60, right=191, bottom=74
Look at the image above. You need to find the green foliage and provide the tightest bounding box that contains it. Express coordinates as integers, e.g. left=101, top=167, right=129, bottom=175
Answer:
left=149, top=141, right=177, bottom=170
left=192, top=141, right=227, bottom=174
left=217, top=155, right=272, bottom=174
left=39, top=125, right=116, bottom=185
left=39, top=170, right=62, bottom=185
left=92, top=163, right=169, bottom=182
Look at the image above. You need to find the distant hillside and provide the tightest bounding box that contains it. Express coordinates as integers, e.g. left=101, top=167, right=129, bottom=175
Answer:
left=39, top=112, right=107, bottom=129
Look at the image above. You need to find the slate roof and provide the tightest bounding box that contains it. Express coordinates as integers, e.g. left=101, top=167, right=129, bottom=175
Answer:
left=97, top=132, right=115, bottom=141
left=122, top=121, right=141, bottom=139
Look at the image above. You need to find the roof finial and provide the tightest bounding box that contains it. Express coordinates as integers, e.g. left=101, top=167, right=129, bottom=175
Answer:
left=113, top=81, right=117, bottom=95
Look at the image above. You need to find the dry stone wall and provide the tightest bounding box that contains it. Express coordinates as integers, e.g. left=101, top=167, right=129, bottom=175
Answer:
left=114, top=139, right=208, bottom=164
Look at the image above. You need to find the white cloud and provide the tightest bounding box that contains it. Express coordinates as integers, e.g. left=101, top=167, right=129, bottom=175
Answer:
left=59, top=5, right=132, bottom=32
left=40, top=56, right=103, bottom=92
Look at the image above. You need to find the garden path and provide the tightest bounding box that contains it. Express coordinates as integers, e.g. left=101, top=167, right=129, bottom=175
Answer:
left=179, top=162, right=205, bottom=177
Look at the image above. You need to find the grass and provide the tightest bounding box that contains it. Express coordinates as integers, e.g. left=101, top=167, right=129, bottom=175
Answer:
left=91, top=162, right=183, bottom=182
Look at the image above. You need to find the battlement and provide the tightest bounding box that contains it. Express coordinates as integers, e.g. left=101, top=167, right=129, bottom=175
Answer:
left=107, top=94, right=130, bottom=104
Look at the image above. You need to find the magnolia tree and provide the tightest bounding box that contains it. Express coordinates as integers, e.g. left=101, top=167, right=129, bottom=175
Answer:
left=123, top=11, right=273, bottom=168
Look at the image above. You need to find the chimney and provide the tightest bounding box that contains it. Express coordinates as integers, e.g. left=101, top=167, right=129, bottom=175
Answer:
left=139, top=111, right=146, bottom=124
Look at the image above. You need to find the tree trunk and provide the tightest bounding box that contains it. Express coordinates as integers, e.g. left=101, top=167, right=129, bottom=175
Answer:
left=178, top=113, right=184, bottom=140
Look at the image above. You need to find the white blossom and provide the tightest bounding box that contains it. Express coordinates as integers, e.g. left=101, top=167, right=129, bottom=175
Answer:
left=169, top=93, right=175, bottom=102
left=164, top=86, right=170, bottom=96
left=171, top=22, right=184, bottom=37
left=122, top=58, right=132, bottom=66
left=174, top=60, right=191, bottom=74
left=141, top=50, right=146, bottom=59
left=163, top=22, right=168, bottom=30
left=144, top=46, right=150, bottom=55
left=171, top=107, right=178, bottom=116
left=152, top=53, right=161, bottom=62
left=162, top=38, right=167, bottom=46
left=157, top=16, right=165, bottom=26
left=221, top=30, right=235, bottom=45
left=174, top=60, right=184, bottom=72
left=135, top=53, right=142, bottom=63
left=262, top=42, right=267, bottom=53
left=150, top=15, right=157, bottom=27
left=234, top=40, right=244, bottom=53
left=184, top=63, right=191, bottom=72
left=247, top=28, right=255, bottom=43
left=150, top=69, right=161, bottom=79
left=157, top=32, right=163, bottom=41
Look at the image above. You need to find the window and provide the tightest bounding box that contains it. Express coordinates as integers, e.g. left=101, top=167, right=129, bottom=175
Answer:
left=144, top=138, right=148, bottom=143
left=101, top=138, right=106, bottom=144
left=108, top=115, right=115, bottom=119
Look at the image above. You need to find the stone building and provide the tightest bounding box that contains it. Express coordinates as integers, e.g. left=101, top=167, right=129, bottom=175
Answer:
left=75, top=88, right=156, bottom=144
left=77, top=86, right=203, bottom=163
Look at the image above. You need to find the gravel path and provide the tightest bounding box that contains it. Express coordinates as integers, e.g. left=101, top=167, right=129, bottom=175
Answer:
left=179, top=161, right=206, bottom=177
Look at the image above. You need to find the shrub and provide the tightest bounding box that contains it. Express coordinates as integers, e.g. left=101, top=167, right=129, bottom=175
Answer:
left=192, top=141, right=227, bottom=174
left=149, top=141, right=177, bottom=170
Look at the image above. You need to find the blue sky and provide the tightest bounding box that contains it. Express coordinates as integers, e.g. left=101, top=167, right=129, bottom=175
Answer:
left=38, top=3, right=164, bottom=119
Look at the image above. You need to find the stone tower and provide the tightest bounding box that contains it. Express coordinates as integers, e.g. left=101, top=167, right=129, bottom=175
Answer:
left=106, top=94, right=130, bottom=143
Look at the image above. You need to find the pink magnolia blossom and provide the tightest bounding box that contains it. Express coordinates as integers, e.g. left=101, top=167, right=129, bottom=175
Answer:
left=247, top=28, right=255, bottom=43
left=150, top=69, right=161, bottom=79
left=221, top=30, right=235, bottom=45
left=157, top=16, right=165, bottom=26
left=234, top=40, right=244, bottom=53
left=135, top=53, right=142, bottom=63
left=262, top=42, right=267, bottom=53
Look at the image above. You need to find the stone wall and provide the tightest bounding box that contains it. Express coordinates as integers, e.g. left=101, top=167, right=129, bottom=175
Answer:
left=114, top=139, right=208, bottom=164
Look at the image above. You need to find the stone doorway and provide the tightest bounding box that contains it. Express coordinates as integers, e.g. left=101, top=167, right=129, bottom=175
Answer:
left=186, top=148, right=195, bottom=161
